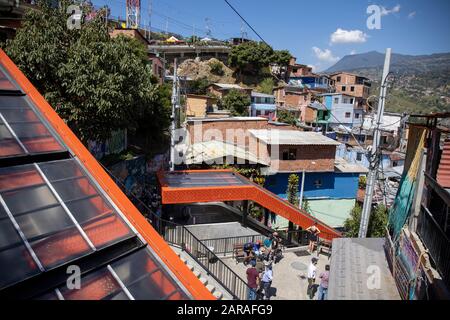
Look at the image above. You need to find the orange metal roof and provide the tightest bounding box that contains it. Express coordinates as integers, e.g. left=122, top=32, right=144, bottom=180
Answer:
left=0, top=49, right=213, bottom=300
left=158, top=170, right=342, bottom=241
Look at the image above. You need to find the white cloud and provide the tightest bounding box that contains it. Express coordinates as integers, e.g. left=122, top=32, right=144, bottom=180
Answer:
left=330, top=28, right=368, bottom=44
left=312, top=47, right=340, bottom=63
left=350, top=50, right=357, bottom=55
left=381, top=4, right=401, bottom=16
left=408, top=11, right=416, bottom=19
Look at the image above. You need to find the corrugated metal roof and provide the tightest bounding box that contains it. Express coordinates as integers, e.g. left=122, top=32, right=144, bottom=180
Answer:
left=437, top=139, right=450, bottom=188
left=335, top=157, right=368, bottom=173
left=179, top=140, right=268, bottom=166
left=328, top=238, right=400, bottom=300
left=251, top=91, right=275, bottom=98
left=248, top=129, right=341, bottom=146
left=212, top=83, right=245, bottom=90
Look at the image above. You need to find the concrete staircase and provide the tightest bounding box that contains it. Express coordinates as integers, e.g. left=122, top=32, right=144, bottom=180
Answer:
left=171, top=246, right=233, bottom=300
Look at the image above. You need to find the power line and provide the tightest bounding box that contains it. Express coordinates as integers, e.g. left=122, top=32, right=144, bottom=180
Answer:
left=223, top=0, right=267, bottom=44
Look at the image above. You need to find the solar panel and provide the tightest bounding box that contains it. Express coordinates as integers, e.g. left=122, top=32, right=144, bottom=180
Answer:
left=0, top=95, right=65, bottom=158
left=36, top=247, right=189, bottom=300
left=0, top=159, right=137, bottom=289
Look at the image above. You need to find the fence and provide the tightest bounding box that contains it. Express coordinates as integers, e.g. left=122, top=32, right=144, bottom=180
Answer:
left=164, top=225, right=250, bottom=300
left=417, top=206, right=450, bottom=288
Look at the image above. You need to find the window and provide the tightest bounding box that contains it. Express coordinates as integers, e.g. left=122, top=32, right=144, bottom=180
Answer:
left=282, top=148, right=297, bottom=160
left=345, top=112, right=351, bottom=118
left=342, top=86, right=346, bottom=91
left=334, top=97, right=339, bottom=104
left=350, top=86, right=355, bottom=92
left=356, top=153, right=362, bottom=161
left=357, top=135, right=366, bottom=143
left=355, top=113, right=360, bottom=119
left=343, top=98, right=348, bottom=104
left=350, top=98, right=354, bottom=104
left=337, top=76, right=341, bottom=82
left=313, top=179, right=322, bottom=188
left=342, top=135, right=349, bottom=142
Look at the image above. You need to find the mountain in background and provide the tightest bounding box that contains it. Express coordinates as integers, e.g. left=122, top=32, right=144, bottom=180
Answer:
left=324, top=51, right=450, bottom=114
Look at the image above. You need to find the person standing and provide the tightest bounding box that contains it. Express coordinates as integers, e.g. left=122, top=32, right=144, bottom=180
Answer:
left=306, top=223, right=321, bottom=254
left=307, top=257, right=318, bottom=299
left=317, top=265, right=330, bottom=300
left=246, top=260, right=260, bottom=300
left=261, top=262, right=273, bottom=300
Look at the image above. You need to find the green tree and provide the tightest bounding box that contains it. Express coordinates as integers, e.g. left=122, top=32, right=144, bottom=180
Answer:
left=218, top=89, right=250, bottom=116
left=286, top=174, right=299, bottom=206
left=209, top=60, right=224, bottom=76
left=228, top=41, right=274, bottom=77
left=257, top=78, right=275, bottom=95
left=277, top=110, right=297, bottom=126
left=302, top=199, right=312, bottom=214
left=343, top=204, right=388, bottom=237
left=271, top=49, right=292, bottom=78
left=4, top=0, right=169, bottom=143
left=190, top=77, right=210, bottom=95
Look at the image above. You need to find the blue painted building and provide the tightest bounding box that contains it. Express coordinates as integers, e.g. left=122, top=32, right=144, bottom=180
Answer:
left=263, top=158, right=367, bottom=228
left=319, top=93, right=363, bottom=128
left=250, top=91, right=276, bottom=121
left=290, top=75, right=334, bottom=91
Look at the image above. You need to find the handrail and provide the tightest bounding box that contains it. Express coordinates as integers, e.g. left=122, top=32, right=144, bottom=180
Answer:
left=102, top=165, right=251, bottom=300
left=165, top=225, right=251, bottom=300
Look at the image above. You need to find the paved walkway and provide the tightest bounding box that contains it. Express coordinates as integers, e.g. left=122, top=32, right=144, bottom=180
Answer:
left=222, top=249, right=330, bottom=300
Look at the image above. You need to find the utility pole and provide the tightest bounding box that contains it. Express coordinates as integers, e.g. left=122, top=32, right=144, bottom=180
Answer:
left=299, top=169, right=305, bottom=209
left=170, top=59, right=179, bottom=172
left=359, top=48, right=392, bottom=238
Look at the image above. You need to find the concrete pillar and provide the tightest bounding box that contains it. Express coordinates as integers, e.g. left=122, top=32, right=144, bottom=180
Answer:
left=287, top=221, right=294, bottom=244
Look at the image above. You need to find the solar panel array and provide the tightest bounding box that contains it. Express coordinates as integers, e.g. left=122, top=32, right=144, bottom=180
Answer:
left=0, top=61, right=189, bottom=300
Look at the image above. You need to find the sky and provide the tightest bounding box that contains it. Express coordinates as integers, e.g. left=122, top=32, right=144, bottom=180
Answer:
left=92, top=0, right=450, bottom=71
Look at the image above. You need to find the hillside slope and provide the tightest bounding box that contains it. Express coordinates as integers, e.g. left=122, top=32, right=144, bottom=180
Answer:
left=324, top=51, right=450, bottom=114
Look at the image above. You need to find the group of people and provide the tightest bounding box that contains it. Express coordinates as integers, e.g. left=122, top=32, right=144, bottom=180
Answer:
left=243, top=232, right=282, bottom=266
left=246, top=259, right=274, bottom=300
left=307, top=257, right=330, bottom=300
left=244, top=232, right=282, bottom=300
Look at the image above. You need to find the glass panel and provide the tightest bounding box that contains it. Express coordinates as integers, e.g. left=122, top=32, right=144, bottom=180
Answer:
left=52, top=177, right=97, bottom=202
left=29, top=226, right=92, bottom=269
left=0, top=218, right=22, bottom=250
left=1, top=108, right=39, bottom=123
left=0, top=122, right=24, bottom=157
left=59, top=269, right=122, bottom=300
left=15, top=205, right=74, bottom=241
left=0, top=96, right=64, bottom=156
left=110, top=248, right=159, bottom=285
left=0, top=243, right=40, bottom=290
left=2, top=184, right=58, bottom=215
left=81, top=214, right=132, bottom=249
left=40, top=160, right=84, bottom=181
left=0, top=165, right=43, bottom=192
left=111, top=248, right=188, bottom=300
left=66, top=195, right=113, bottom=223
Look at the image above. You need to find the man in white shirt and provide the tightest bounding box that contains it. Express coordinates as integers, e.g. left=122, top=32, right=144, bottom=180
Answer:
left=307, top=257, right=318, bottom=299
left=261, top=262, right=273, bottom=300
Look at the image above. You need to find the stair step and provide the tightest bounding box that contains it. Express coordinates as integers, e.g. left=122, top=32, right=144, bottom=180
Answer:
left=193, top=270, right=201, bottom=278
left=186, top=264, right=194, bottom=271
left=180, top=257, right=187, bottom=264
left=199, top=277, right=208, bottom=285
left=206, top=284, right=216, bottom=293
left=213, top=291, right=223, bottom=299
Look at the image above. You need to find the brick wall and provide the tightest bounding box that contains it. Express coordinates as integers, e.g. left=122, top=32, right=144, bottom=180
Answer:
left=269, top=145, right=336, bottom=172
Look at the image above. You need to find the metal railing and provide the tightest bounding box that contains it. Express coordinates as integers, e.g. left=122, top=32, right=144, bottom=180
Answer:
left=164, top=225, right=250, bottom=300
left=103, top=166, right=250, bottom=300
left=417, top=206, right=450, bottom=288
left=199, top=234, right=266, bottom=256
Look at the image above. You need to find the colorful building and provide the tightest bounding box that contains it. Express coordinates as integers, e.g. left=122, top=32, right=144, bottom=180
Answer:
left=250, top=92, right=276, bottom=121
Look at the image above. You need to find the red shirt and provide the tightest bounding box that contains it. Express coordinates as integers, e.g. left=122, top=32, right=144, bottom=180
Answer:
left=246, top=267, right=259, bottom=289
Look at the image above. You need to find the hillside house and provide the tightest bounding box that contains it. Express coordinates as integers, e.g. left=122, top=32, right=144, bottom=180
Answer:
left=250, top=92, right=277, bottom=121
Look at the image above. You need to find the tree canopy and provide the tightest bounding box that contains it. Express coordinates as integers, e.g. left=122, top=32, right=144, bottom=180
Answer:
left=277, top=110, right=297, bottom=126
left=286, top=174, right=300, bottom=206
left=4, top=0, right=169, bottom=143
left=228, top=41, right=292, bottom=77
left=344, top=204, right=388, bottom=237
left=218, top=89, right=250, bottom=116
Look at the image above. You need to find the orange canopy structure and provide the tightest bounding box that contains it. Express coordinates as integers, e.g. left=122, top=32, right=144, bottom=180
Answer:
left=0, top=49, right=213, bottom=300
left=158, top=170, right=342, bottom=241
